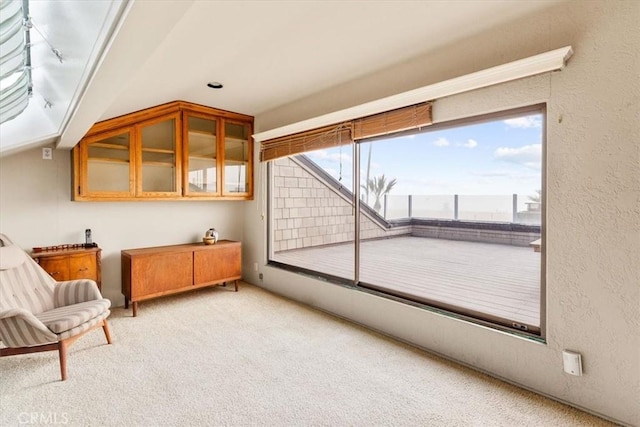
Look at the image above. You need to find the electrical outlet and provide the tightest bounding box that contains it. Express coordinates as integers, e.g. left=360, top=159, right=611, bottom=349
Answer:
left=259, top=273, right=263, bottom=281
left=42, top=147, right=53, bottom=160
left=562, top=350, right=583, bottom=376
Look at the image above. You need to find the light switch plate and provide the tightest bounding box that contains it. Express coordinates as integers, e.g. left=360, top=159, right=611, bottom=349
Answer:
left=42, top=147, right=53, bottom=160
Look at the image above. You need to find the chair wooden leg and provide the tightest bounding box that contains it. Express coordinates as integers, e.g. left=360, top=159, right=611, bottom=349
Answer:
left=102, top=319, right=113, bottom=344
left=3, top=319, right=111, bottom=382
left=58, top=341, right=68, bottom=381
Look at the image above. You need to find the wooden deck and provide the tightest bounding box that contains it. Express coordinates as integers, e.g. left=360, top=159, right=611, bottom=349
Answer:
left=272, top=236, right=541, bottom=328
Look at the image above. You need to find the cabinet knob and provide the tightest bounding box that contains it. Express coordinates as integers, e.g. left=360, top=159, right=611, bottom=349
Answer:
left=78, top=267, right=89, bottom=272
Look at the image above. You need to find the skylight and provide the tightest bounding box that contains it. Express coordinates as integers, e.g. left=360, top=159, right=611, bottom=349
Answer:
left=0, top=0, right=31, bottom=125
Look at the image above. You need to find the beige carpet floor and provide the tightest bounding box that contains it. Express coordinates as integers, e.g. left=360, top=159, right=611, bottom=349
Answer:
left=1, top=282, right=613, bottom=426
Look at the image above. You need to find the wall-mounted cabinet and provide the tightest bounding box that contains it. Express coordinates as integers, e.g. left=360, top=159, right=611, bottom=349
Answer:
left=73, top=101, right=253, bottom=201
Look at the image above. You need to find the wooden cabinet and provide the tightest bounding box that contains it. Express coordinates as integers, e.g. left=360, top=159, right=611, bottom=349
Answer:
left=31, top=247, right=102, bottom=290
left=73, top=101, right=253, bottom=201
left=121, top=240, right=241, bottom=316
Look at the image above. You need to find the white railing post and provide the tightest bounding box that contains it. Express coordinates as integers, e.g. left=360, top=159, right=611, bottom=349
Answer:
left=454, top=194, right=459, bottom=220
left=383, top=194, right=388, bottom=219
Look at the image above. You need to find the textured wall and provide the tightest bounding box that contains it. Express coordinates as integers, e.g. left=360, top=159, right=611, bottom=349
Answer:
left=245, top=1, right=639, bottom=425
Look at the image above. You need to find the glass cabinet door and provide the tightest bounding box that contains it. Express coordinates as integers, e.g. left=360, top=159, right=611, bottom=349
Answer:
left=85, top=129, right=133, bottom=195
left=223, top=121, right=251, bottom=195
left=185, top=115, right=218, bottom=195
left=138, top=115, right=180, bottom=195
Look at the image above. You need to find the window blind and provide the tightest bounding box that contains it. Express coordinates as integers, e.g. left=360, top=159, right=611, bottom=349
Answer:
left=260, top=102, right=432, bottom=162
left=260, top=123, right=352, bottom=162
left=352, top=101, right=432, bottom=140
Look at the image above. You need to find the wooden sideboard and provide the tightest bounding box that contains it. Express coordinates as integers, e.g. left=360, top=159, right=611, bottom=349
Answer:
left=31, top=246, right=102, bottom=290
left=121, top=240, right=241, bottom=316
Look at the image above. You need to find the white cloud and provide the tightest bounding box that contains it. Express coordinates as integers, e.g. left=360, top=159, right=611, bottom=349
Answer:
left=494, top=144, right=541, bottom=170
left=522, top=162, right=542, bottom=170
left=462, top=139, right=478, bottom=148
left=393, top=176, right=454, bottom=195
left=503, top=115, right=542, bottom=129
left=324, top=167, right=338, bottom=178
left=307, top=149, right=351, bottom=163
left=472, top=169, right=540, bottom=179
left=323, top=167, right=353, bottom=185
left=433, top=137, right=450, bottom=147
left=472, top=170, right=514, bottom=178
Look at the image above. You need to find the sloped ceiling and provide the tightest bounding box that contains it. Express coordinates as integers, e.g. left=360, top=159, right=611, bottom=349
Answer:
left=0, top=0, right=563, bottom=155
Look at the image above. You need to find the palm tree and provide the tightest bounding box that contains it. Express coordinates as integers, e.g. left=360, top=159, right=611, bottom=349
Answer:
left=361, top=174, right=397, bottom=213
left=364, top=144, right=373, bottom=205
left=529, top=189, right=542, bottom=203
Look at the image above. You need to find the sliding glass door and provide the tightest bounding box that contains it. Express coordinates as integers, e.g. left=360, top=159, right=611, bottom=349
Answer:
left=356, top=111, right=543, bottom=332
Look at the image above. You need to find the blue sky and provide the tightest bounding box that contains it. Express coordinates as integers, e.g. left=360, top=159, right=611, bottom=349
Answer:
left=306, top=114, right=542, bottom=199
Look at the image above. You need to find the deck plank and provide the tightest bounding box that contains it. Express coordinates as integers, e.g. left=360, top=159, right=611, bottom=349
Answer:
left=272, top=236, right=541, bottom=327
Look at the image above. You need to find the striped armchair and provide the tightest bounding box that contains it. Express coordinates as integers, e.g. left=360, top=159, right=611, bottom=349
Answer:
left=0, top=234, right=112, bottom=381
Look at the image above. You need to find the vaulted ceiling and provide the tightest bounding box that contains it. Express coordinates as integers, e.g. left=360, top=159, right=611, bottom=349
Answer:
left=0, top=0, right=563, bottom=155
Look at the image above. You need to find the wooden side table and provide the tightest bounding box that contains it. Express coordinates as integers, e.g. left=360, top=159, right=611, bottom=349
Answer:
left=31, top=246, right=102, bottom=290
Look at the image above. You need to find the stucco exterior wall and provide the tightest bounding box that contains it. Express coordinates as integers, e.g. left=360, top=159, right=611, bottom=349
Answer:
left=244, top=1, right=640, bottom=425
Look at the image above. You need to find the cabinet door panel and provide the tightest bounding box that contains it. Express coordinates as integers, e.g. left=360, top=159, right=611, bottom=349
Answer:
left=194, top=245, right=241, bottom=285
left=69, top=253, right=96, bottom=281
left=185, top=115, right=218, bottom=195
left=223, top=122, right=251, bottom=195
left=131, top=252, right=193, bottom=298
left=139, top=115, right=180, bottom=196
left=39, top=257, right=69, bottom=282
left=85, top=130, right=133, bottom=195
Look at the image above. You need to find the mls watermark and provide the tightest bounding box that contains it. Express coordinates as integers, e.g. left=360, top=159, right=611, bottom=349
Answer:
left=17, top=412, right=69, bottom=425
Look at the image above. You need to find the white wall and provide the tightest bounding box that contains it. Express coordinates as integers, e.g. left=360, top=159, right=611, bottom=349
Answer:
left=0, top=148, right=245, bottom=304
left=243, top=1, right=639, bottom=425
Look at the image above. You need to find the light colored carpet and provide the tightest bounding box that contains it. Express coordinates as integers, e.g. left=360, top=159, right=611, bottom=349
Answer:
left=1, top=283, right=612, bottom=426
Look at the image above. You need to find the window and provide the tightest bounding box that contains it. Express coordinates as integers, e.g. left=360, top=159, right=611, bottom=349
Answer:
left=269, top=148, right=355, bottom=281
left=0, top=0, right=31, bottom=124
left=268, top=105, right=544, bottom=336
